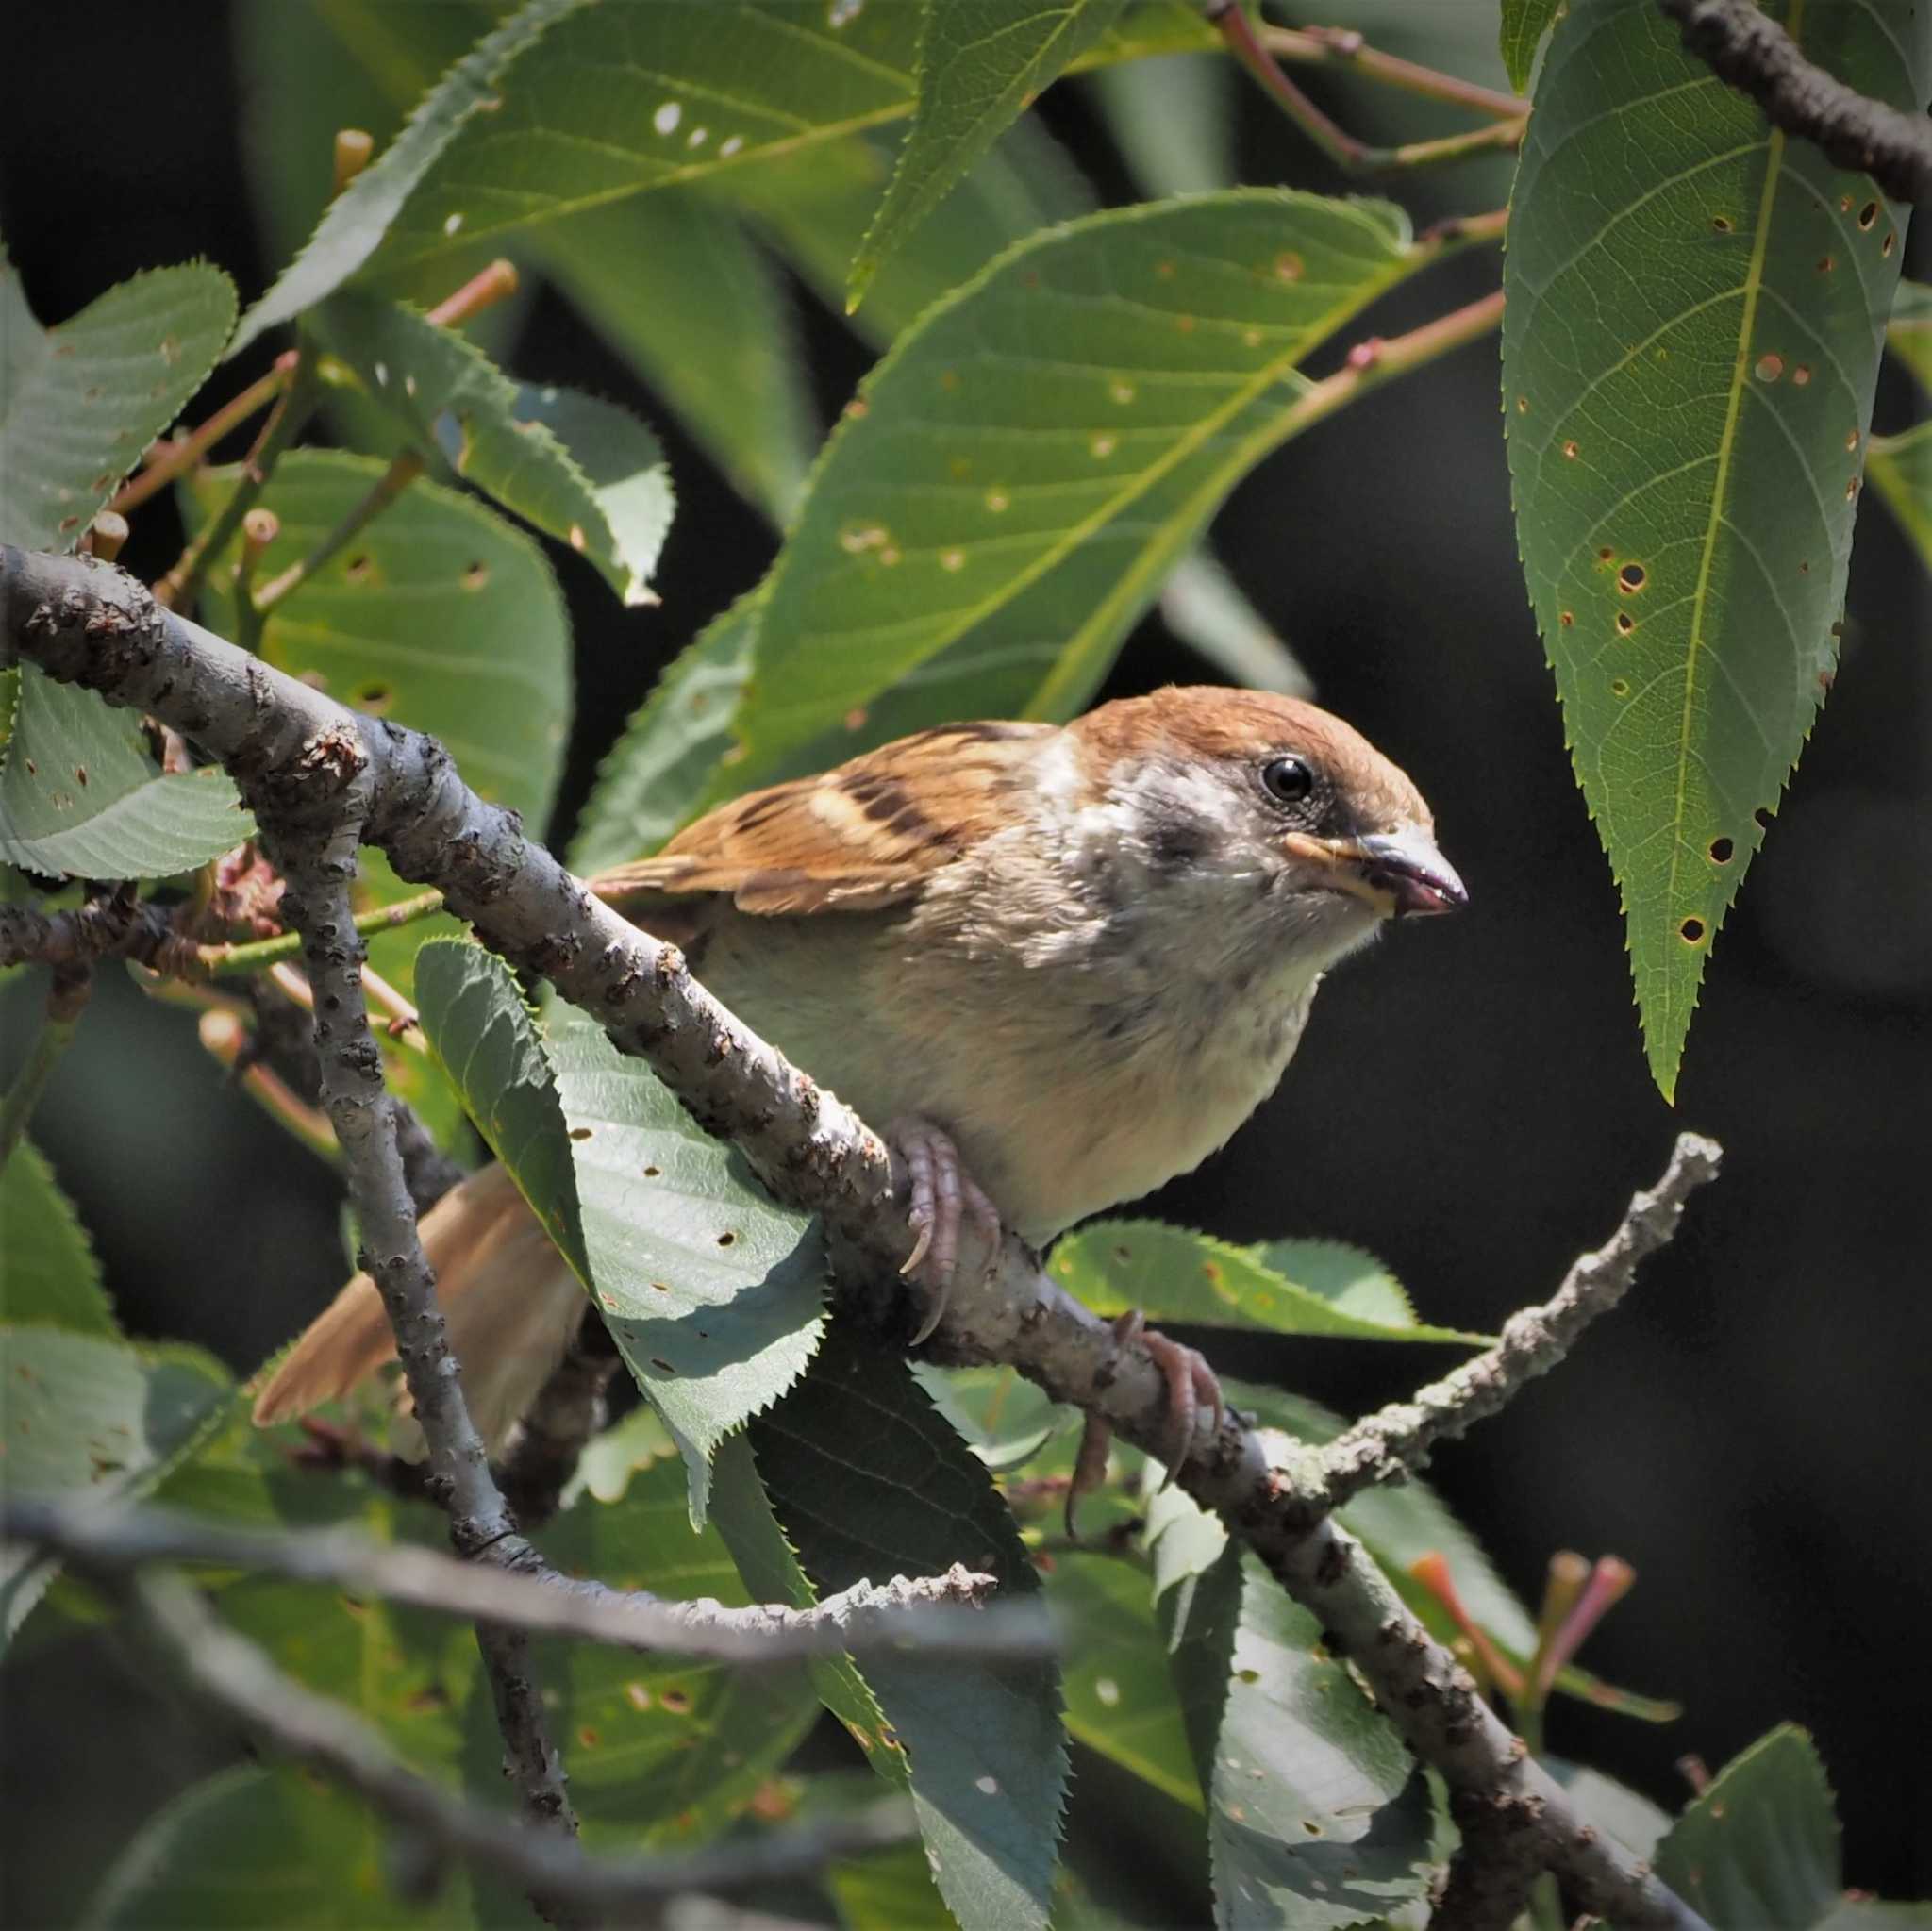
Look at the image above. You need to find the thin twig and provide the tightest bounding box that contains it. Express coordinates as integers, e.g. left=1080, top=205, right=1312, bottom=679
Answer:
left=1659, top=0, right=1931, bottom=205
left=1211, top=3, right=1524, bottom=174
left=0, top=962, right=91, bottom=1171
left=0, top=545, right=1714, bottom=1929
left=1300, top=1135, right=1724, bottom=1518
left=0, top=1499, right=1045, bottom=1664
left=154, top=343, right=322, bottom=614
left=110, top=354, right=296, bottom=516
left=242, top=769, right=580, bottom=1870
left=1257, top=22, right=1527, bottom=122
left=203, top=888, right=448, bottom=977
left=115, top=1565, right=912, bottom=1923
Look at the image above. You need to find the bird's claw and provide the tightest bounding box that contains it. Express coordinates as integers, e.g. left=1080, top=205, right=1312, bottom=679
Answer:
left=891, top=1116, right=1003, bottom=1346
left=1065, top=1312, right=1224, bottom=1538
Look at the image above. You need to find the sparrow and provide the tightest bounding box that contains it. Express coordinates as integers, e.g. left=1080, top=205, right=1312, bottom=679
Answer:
left=254, top=686, right=1465, bottom=1485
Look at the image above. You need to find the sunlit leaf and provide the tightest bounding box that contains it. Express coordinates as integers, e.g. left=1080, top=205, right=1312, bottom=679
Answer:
left=0, top=249, right=235, bottom=549
left=1868, top=422, right=1932, bottom=563
left=184, top=450, right=571, bottom=830
left=413, top=940, right=824, bottom=1521
left=1499, top=0, right=1561, bottom=93
left=324, top=293, right=672, bottom=606
left=1150, top=1490, right=1435, bottom=1929
left=1888, top=280, right=1932, bottom=391
left=1050, top=1222, right=1487, bottom=1344
left=849, top=0, right=1124, bottom=306
left=228, top=0, right=587, bottom=357
left=0, top=674, right=250, bottom=879
left=704, top=191, right=1421, bottom=798
left=1502, top=0, right=1929, bottom=1097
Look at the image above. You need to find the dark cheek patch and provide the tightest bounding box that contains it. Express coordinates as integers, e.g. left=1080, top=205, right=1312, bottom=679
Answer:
left=1146, top=817, right=1209, bottom=868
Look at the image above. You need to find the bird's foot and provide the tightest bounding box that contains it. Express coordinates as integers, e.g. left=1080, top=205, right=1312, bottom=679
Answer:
left=1065, top=1311, right=1224, bottom=1538
left=889, top=1115, right=1004, bottom=1346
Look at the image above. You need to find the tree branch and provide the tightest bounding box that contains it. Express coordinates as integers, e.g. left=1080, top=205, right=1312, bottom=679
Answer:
left=115, top=1564, right=912, bottom=1923
left=0, top=1499, right=1046, bottom=1666
left=0, top=547, right=1714, bottom=1930
left=1658, top=0, right=1931, bottom=205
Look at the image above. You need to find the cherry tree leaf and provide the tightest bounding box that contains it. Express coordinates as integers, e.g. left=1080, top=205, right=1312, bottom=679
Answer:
left=0, top=1140, right=116, bottom=1336
left=1502, top=0, right=1929, bottom=1097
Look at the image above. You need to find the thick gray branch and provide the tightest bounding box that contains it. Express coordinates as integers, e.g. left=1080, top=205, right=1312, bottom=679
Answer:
left=122, top=1565, right=910, bottom=1924
left=0, top=1499, right=1044, bottom=1664
left=0, top=548, right=1712, bottom=1931
left=1658, top=0, right=1931, bottom=205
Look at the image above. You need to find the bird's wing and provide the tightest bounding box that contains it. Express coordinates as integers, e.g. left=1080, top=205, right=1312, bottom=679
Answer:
left=590, top=720, right=1053, bottom=917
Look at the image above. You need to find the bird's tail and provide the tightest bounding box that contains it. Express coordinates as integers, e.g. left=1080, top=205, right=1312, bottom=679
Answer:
left=250, top=1161, right=586, bottom=1455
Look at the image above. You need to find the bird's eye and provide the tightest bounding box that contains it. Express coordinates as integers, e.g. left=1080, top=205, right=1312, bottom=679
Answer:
left=1260, top=756, right=1315, bottom=807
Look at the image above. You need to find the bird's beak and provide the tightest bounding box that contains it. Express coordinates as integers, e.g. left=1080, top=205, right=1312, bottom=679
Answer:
left=1282, top=829, right=1469, bottom=918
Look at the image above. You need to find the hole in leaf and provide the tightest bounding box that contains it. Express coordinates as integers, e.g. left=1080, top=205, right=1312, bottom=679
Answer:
left=1792, top=365, right=1812, bottom=387
left=1882, top=231, right=1896, bottom=257
left=353, top=682, right=392, bottom=713
left=1679, top=918, right=1707, bottom=945
left=716, top=1231, right=736, bottom=1247
left=658, top=1688, right=692, bottom=1714
left=650, top=1356, right=676, bottom=1374
left=1597, top=547, right=1615, bottom=563
left=568, top=1126, right=592, bottom=1140
left=1711, top=214, right=1733, bottom=232
left=1562, top=439, right=1579, bottom=459
left=642, top=1165, right=660, bottom=1177
left=1610, top=678, right=1630, bottom=697
left=1754, top=354, right=1783, bottom=382
left=1615, top=612, right=1635, bottom=636
left=1558, top=610, right=1574, bottom=627
left=461, top=560, right=489, bottom=591
left=1857, top=200, right=1878, bottom=229
left=75, top=765, right=89, bottom=787
left=1618, top=563, right=1646, bottom=593
left=1515, top=394, right=1529, bottom=413
left=343, top=554, right=373, bottom=583
left=1708, top=838, right=1734, bottom=864
left=1845, top=429, right=1860, bottom=452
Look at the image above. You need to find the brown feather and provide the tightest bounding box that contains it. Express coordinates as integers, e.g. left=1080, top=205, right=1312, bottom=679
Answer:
left=591, top=720, right=1054, bottom=918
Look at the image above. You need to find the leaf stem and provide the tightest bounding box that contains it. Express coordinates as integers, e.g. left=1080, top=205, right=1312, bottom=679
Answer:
left=1257, top=22, right=1528, bottom=122
left=0, top=966, right=90, bottom=1173
left=1215, top=5, right=1524, bottom=173
left=198, top=1007, right=340, bottom=1163
left=110, top=352, right=297, bottom=517
left=251, top=447, right=425, bottom=619
left=154, top=343, right=321, bottom=613
left=427, top=258, right=521, bottom=328
left=199, top=888, right=448, bottom=978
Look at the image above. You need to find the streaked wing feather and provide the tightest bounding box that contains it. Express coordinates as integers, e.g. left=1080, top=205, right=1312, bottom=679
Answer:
left=592, top=721, right=1053, bottom=917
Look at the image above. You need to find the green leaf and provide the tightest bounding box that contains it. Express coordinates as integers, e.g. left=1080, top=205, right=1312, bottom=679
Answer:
left=1868, top=422, right=1932, bottom=564
left=706, top=191, right=1420, bottom=796
left=1156, top=549, right=1312, bottom=701
left=1498, top=0, right=1561, bottom=94
left=0, top=672, right=251, bottom=880
left=0, top=249, right=235, bottom=550
left=323, top=293, right=671, bottom=606
left=0, top=1140, right=116, bottom=1335
left=227, top=0, right=589, bottom=358
left=1546, top=1758, right=1671, bottom=1862
left=1502, top=0, right=1930, bottom=1098
left=1150, top=1494, right=1434, bottom=1930
left=539, top=195, right=814, bottom=524
left=82, top=1765, right=446, bottom=1931
left=1888, top=280, right=1932, bottom=392
left=568, top=590, right=759, bottom=874
left=183, top=450, right=571, bottom=829
left=412, top=940, right=825, bottom=1520
left=849, top=0, right=1125, bottom=306
left=1655, top=1725, right=1842, bottom=1931
left=0, top=1328, right=231, bottom=1645
left=914, top=1362, right=1066, bottom=1472
left=751, top=1326, right=1068, bottom=1931
left=348, top=1, right=1201, bottom=291
left=1049, top=1222, right=1487, bottom=1344
left=1045, top=1551, right=1203, bottom=1812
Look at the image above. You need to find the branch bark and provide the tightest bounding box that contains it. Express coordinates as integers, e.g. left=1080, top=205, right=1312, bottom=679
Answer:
left=0, top=1499, right=1044, bottom=1665
left=0, top=547, right=1715, bottom=1930
left=1658, top=0, right=1932, bottom=205
left=115, top=1564, right=912, bottom=1924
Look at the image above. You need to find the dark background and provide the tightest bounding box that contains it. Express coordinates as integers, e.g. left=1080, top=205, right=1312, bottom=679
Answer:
left=3, top=4, right=1927, bottom=1923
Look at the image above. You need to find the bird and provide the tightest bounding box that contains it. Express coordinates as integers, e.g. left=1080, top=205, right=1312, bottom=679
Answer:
left=253, top=685, right=1466, bottom=1487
